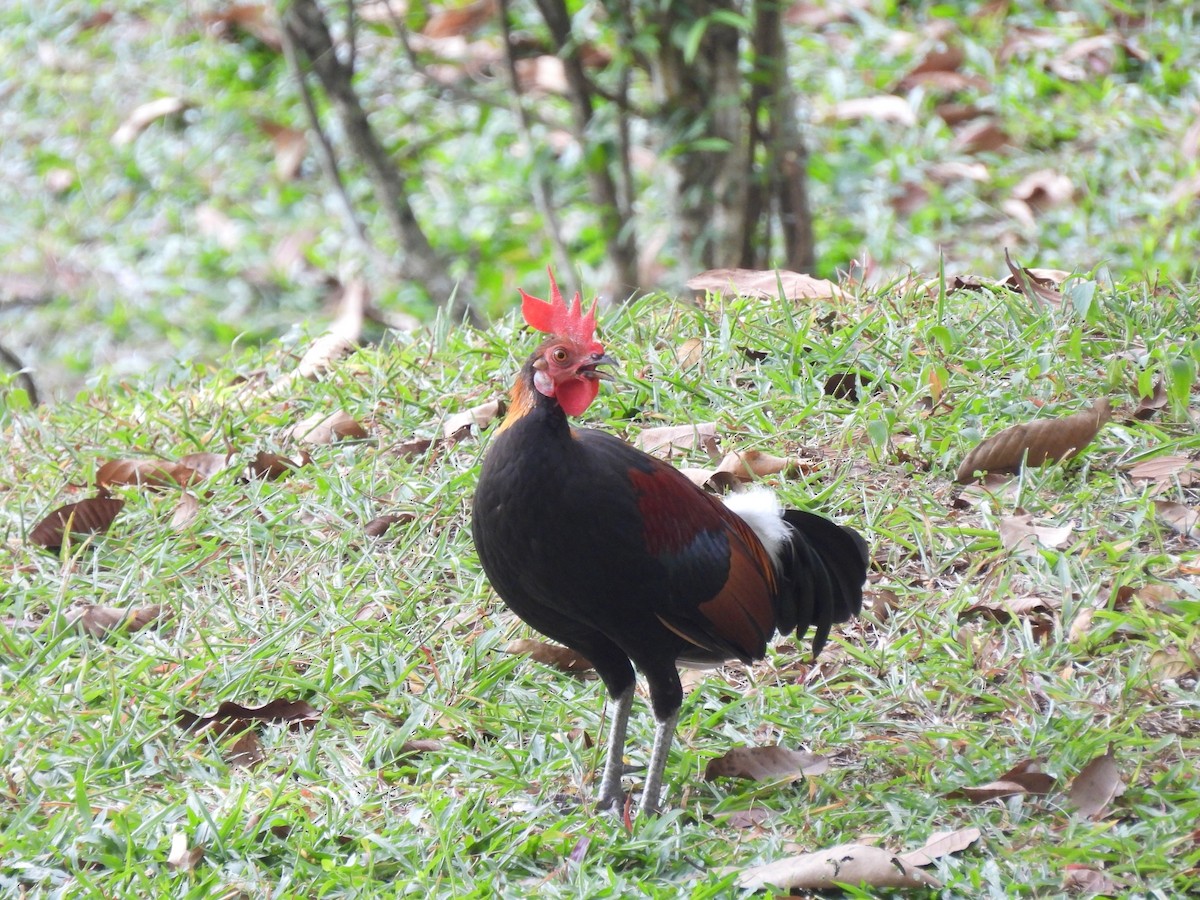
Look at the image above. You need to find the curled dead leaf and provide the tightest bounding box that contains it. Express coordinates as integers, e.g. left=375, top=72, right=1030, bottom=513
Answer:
left=178, top=452, right=236, bottom=478
left=686, top=268, right=843, bottom=302
left=678, top=468, right=742, bottom=493
left=737, top=842, right=942, bottom=891
left=1127, top=455, right=1200, bottom=486
left=824, top=371, right=874, bottom=401
left=171, top=492, right=201, bottom=530
left=704, top=745, right=830, bottom=782
left=955, top=400, right=1112, bottom=483
left=246, top=450, right=308, bottom=480
left=898, top=827, right=983, bottom=867
left=634, top=423, right=719, bottom=459
left=1004, top=249, right=1066, bottom=307
left=364, top=512, right=416, bottom=538
left=946, top=758, right=1055, bottom=801
left=829, top=95, right=917, bottom=126
left=1062, top=864, right=1126, bottom=896
left=112, top=96, right=189, bottom=146
left=444, top=399, right=505, bottom=441
left=97, top=459, right=201, bottom=490
left=29, top=496, right=125, bottom=551
left=505, top=638, right=594, bottom=674
left=675, top=337, right=703, bottom=371
left=717, top=449, right=795, bottom=481
left=287, top=409, right=369, bottom=444
left=227, top=731, right=266, bottom=769
left=952, top=118, right=1009, bottom=153
left=167, top=832, right=204, bottom=872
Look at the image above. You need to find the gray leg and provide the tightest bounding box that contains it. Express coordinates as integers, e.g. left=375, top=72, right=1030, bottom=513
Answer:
left=595, top=684, right=634, bottom=811
left=638, top=709, right=678, bottom=815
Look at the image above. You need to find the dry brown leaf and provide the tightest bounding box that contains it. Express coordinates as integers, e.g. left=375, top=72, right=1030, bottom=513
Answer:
left=444, top=398, right=505, bottom=441
left=1153, top=500, right=1199, bottom=537
left=999, top=513, right=1074, bottom=553
left=29, top=496, right=125, bottom=551
left=246, top=450, right=307, bottom=480
left=364, top=512, right=416, bottom=538
left=946, top=758, right=1056, bottom=801
left=1132, top=378, right=1169, bottom=421
left=1068, top=749, right=1125, bottom=820
left=67, top=604, right=166, bottom=638
left=112, top=96, right=189, bottom=146
left=824, top=371, right=874, bottom=401
left=675, top=337, right=703, bottom=371
left=897, top=827, right=983, bottom=867
left=167, top=832, right=204, bottom=872
left=704, top=746, right=830, bottom=782
left=634, top=423, right=719, bottom=459
left=737, top=843, right=942, bottom=891
left=686, top=268, right=843, bottom=302
left=678, top=468, right=742, bottom=492
left=723, top=807, right=774, bottom=829
left=1067, top=606, right=1097, bottom=644
left=176, top=698, right=321, bottom=737
left=171, top=492, right=201, bottom=530
left=399, top=738, right=448, bottom=756
left=505, top=638, right=594, bottom=674
left=287, top=409, right=369, bottom=445
left=178, top=452, right=236, bottom=478
left=1012, top=169, right=1074, bottom=210
left=259, top=120, right=307, bottom=181
left=1004, top=249, right=1066, bottom=307
left=423, top=0, right=497, bottom=37
left=928, top=161, right=989, bottom=184
left=202, top=4, right=283, bottom=50
left=717, top=449, right=794, bottom=481
left=227, top=731, right=266, bottom=769
left=1062, top=864, right=1126, bottom=896
left=1128, top=455, right=1200, bottom=485
left=390, top=437, right=437, bottom=459
left=952, top=118, right=1009, bottom=153
left=830, top=95, right=916, bottom=126
left=960, top=593, right=1058, bottom=623
left=955, top=400, right=1112, bottom=482
left=1148, top=648, right=1200, bottom=682
left=97, top=459, right=201, bottom=490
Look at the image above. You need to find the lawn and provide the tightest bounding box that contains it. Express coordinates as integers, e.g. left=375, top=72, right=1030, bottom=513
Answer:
left=2, top=276, right=1197, bottom=896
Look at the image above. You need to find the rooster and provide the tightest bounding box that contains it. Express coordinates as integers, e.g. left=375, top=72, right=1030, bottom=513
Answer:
left=472, top=271, right=868, bottom=815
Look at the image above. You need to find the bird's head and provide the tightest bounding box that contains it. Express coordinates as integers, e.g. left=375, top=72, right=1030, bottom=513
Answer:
left=520, top=269, right=615, bottom=417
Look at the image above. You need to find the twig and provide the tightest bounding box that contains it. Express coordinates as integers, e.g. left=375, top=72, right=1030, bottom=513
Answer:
left=284, top=0, right=479, bottom=324
left=497, top=0, right=575, bottom=295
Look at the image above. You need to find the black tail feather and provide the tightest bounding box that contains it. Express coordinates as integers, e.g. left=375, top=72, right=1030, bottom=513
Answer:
left=778, top=509, right=869, bottom=657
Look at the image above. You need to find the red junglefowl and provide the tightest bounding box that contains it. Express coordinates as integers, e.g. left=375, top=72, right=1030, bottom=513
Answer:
left=472, top=271, right=869, bottom=815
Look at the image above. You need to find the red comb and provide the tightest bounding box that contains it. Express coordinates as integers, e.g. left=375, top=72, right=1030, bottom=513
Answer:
left=519, top=268, right=601, bottom=350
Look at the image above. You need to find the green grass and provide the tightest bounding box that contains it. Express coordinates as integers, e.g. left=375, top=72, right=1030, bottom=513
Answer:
left=2, top=280, right=1198, bottom=896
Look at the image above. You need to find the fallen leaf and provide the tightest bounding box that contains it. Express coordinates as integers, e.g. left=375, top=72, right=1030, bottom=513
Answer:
left=1148, top=648, right=1200, bottom=682
left=1128, top=456, right=1200, bottom=486
left=96, top=459, right=201, bottom=490
left=202, top=3, right=283, bottom=51
left=259, top=120, right=307, bottom=181
left=29, top=497, right=125, bottom=551
left=390, top=437, right=437, bottom=459
left=167, top=832, right=204, bottom=872
left=999, top=513, right=1074, bottom=553
left=717, top=449, right=795, bottom=481
left=246, top=451, right=307, bottom=480
left=675, top=337, right=703, bottom=371
left=1011, top=169, right=1074, bottom=210
left=1062, top=864, right=1125, bottom=896
left=171, top=492, right=201, bottom=530
left=723, top=807, right=774, bottom=829
left=1068, top=749, right=1125, bottom=820
left=704, top=746, right=830, bottom=782
left=677, top=468, right=742, bottom=492
left=399, top=738, right=448, bottom=756
left=1132, top=378, right=1169, bottom=421
left=287, top=409, right=369, bottom=444
left=178, top=452, right=236, bottom=478
left=955, top=400, right=1112, bottom=482
left=928, top=161, right=989, bottom=184
left=112, top=96, right=189, bottom=146
left=737, top=842, right=941, bottom=891
left=830, top=95, right=917, bottom=126
left=176, top=698, right=321, bottom=736
left=898, top=827, right=982, bottom=867
left=227, top=731, right=266, bottom=769
left=952, top=118, right=1009, bottom=153
left=444, top=399, right=505, bottom=441
left=505, top=638, right=594, bottom=674
left=960, top=593, right=1058, bottom=623
left=634, top=422, right=719, bottom=459
left=195, top=204, right=242, bottom=251
left=365, top=513, right=415, bottom=538
left=1004, top=249, right=1065, bottom=307
left=67, top=604, right=166, bottom=638
left=686, top=268, right=843, bottom=302
left=1153, top=500, right=1199, bottom=537
left=946, top=758, right=1056, bottom=801
left=824, top=371, right=874, bottom=401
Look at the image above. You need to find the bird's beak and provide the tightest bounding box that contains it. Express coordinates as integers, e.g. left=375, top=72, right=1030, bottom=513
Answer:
left=580, top=352, right=617, bottom=381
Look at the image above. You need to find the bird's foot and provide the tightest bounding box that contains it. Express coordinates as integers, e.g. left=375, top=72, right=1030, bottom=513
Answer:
left=594, top=789, right=627, bottom=815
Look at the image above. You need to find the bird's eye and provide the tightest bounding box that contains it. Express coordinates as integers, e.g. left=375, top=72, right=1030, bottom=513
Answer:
left=551, top=347, right=569, bottom=363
